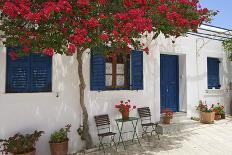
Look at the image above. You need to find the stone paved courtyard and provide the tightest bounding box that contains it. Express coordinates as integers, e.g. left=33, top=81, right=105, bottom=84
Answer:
left=77, top=117, right=232, bottom=155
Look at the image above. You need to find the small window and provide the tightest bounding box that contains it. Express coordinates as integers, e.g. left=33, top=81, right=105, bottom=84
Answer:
left=105, top=53, right=130, bottom=90
left=6, top=48, right=52, bottom=93
left=207, top=57, right=220, bottom=89
left=90, top=48, right=143, bottom=91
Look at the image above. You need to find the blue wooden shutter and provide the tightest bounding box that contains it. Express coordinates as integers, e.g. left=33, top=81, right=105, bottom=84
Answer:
left=131, top=50, right=143, bottom=90
left=90, top=48, right=106, bottom=91
left=6, top=48, right=30, bottom=93
left=207, top=58, right=220, bottom=89
left=30, top=54, right=52, bottom=92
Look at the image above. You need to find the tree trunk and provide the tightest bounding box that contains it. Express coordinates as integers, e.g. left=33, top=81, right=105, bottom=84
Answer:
left=76, top=51, right=93, bottom=149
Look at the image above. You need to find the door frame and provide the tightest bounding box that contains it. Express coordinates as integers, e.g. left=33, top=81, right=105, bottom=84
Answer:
left=160, top=54, right=179, bottom=112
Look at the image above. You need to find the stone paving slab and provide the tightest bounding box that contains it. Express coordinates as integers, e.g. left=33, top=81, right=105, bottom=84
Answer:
left=77, top=117, right=232, bottom=155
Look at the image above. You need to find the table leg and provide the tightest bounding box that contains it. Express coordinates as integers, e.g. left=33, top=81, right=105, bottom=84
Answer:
left=116, top=121, right=126, bottom=150
left=131, top=119, right=141, bottom=145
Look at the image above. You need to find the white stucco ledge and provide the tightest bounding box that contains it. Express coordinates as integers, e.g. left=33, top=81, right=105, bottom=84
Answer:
left=0, top=92, right=60, bottom=104
left=205, top=89, right=228, bottom=95
left=0, top=92, right=58, bottom=96
left=93, top=89, right=143, bottom=92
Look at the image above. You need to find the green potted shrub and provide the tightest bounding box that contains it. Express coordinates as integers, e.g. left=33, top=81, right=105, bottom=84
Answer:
left=220, top=109, right=226, bottom=119
left=212, top=103, right=224, bottom=120
left=196, top=101, right=215, bottom=124
left=49, top=124, right=71, bottom=155
left=0, top=130, right=44, bottom=155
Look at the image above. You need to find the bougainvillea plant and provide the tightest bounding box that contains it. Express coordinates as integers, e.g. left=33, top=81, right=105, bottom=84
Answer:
left=0, top=0, right=214, bottom=148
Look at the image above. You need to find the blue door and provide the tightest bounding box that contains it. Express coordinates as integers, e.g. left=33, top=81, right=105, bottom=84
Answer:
left=160, top=54, right=179, bottom=112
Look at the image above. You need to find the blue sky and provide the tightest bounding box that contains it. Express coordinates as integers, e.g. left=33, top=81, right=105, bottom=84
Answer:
left=200, top=0, right=232, bottom=29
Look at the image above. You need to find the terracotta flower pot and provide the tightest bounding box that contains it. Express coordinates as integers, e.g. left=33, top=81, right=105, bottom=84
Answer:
left=122, top=110, right=129, bottom=120
left=200, top=112, right=215, bottom=124
left=214, top=114, right=221, bottom=120
left=50, top=140, right=68, bottom=155
left=221, top=113, right=225, bottom=119
left=13, top=149, right=36, bottom=155
left=163, top=116, right=171, bottom=124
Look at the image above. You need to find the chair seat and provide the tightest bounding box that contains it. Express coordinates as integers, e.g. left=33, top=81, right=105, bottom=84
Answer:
left=141, top=122, right=157, bottom=127
left=98, top=132, right=116, bottom=137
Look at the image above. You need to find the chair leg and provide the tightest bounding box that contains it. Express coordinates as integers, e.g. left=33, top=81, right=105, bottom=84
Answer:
left=151, top=124, right=160, bottom=140
left=111, top=135, right=118, bottom=152
left=142, top=127, right=145, bottom=137
left=142, top=126, right=149, bottom=138
left=157, top=133, right=160, bottom=140
left=98, top=136, right=106, bottom=153
left=98, top=137, right=102, bottom=150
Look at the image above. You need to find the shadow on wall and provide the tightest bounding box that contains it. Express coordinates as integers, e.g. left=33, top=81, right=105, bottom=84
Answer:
left=52, top=54, right=84, bottom=153
left=0, top=47, right=6, bottom=93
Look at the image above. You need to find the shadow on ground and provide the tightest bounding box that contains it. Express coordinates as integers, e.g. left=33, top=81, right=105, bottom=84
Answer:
left=83, top=131, right=198, bottom=155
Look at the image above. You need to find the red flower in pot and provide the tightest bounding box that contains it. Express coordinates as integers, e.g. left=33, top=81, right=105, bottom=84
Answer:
left=115, top=100, right=136, bottom=120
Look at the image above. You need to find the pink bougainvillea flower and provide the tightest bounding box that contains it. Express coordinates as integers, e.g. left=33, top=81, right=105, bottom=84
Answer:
left=43, top=48, right=54, bottom=56
left=76, top=0, right=90, bottom=6
left=9, top=51, right=17, bottom=60
left=98, top=0, right=106, bottom=5
left=144, top=47, right=149, bottom=54
left=100, top=34, right=109, bottom=42
left=68, top=43, right=76, bottom=54
left=22, top=47, right=30, bottom=53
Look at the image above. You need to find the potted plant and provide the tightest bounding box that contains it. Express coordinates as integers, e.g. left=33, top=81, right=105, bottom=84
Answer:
left=212, top=103, right=224, bottom=120
left=196, top=101, right=215, bottom=124
left=49, top=124, right=71, bottom=155
left=0, top=130, right=44, bottom=155
left=162, top=108, right=174, bottom=124
left=115, top=100, right=136, bottom=120
left=221, top=110, right=226, bottom=119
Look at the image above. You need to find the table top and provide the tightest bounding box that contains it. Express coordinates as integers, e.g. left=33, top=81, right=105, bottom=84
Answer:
left=115, top=117, right=139, bottom=122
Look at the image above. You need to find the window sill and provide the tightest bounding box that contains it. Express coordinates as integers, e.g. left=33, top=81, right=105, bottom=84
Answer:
left=0, top=92, right=58, bottom=97
left=91, top=89, right=143, bottom=93
left=104, top=89, right=139, bottom=91
left=204, top=89, right=227, bottom=96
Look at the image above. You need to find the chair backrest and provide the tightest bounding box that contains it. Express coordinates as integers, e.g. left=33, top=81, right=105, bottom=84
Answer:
left=94, top=114, right=111, bottom=134
left=138, top=107, right=152, bottom=123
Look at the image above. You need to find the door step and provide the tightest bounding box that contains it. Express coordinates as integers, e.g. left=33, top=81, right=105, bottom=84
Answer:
left=160, top=112, right=188, bottom=123
left=156, top=119, right=200, bottom=135
left=158, top=112, right=201, bottom=134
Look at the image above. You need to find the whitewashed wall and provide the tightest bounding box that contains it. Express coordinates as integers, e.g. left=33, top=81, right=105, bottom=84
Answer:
left=156, top=29, right=232, bottom=117
left=0, top=25, right=232, bottom=154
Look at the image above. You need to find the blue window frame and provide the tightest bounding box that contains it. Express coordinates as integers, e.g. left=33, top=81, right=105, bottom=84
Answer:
left=6, top=48, right=52, bottom=93
left=207, top=57, right=220, bottom=89
left=90, top=49, right=143, bottom=91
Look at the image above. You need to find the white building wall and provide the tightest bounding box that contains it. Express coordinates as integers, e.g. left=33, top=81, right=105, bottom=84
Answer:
left=0, top=26, right=231, bottom=154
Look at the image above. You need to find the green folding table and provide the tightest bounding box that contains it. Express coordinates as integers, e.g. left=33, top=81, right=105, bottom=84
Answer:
left=115, top=117, right=141, bottom=150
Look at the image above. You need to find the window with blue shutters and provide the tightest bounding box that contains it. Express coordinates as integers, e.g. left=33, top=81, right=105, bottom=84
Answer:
left=6, top=48, right=52, bottom=93
left=90, top=53, right=106, bottom=91
left=90, top=49, right=143, bottom=91
left=207, top=57, right=220, bottom=89
left=131, top=50, right=143, bottom=90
